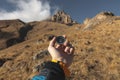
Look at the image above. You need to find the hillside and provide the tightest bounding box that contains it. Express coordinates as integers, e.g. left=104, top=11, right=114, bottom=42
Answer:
left=0, top=11, right=120, bottom=80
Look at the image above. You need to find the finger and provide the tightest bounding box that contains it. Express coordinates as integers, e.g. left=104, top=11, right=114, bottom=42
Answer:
left=56, top=44, right=61, bottom=48
left=70, top=47, right=75, bottom=54
left=63, top=40, right=69, bottom=46
left=63, top=35, right=66, bottom=39
left=49, top=37, right=56, bottom=47
left=64, top=46, right=70, bottom=53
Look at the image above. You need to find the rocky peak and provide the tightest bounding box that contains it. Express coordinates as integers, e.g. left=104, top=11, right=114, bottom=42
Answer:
left=97, top=11, right=114, bottom=16
left=51, top=10, right=77, bottom=25
left=95, top=11, right=114, bottom=20
left=83, top=11, right=115, bottom=30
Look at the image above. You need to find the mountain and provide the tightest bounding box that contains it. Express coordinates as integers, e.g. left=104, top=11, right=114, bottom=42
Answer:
left=83, top=11, right=120, bottom=30
left=0, top=11, right=120, bottom=80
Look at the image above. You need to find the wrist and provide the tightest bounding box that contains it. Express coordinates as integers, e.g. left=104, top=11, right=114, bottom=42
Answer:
left=51, top=58, right=69, bottom=67
left=51, top=59, right=70, bottom=77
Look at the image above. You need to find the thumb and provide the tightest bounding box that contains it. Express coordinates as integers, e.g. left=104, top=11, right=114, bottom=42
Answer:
left=49, top=37, right=56, bottom=47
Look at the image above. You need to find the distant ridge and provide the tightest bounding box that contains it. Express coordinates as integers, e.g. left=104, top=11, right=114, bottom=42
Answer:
left=83, top=11, right=120, bottom=30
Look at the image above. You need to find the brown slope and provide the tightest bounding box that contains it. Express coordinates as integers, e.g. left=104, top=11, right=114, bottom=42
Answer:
left=0, top=10, right=77, bottom=51
left=26, top=21, right=70, bottom=40
left=0, top=12, right=120, bottom=80
left=69, top=20, right=120, bottom=80
left=0, top=21, right=74, bottom=80
left=0, top=19, right=33, bottom=50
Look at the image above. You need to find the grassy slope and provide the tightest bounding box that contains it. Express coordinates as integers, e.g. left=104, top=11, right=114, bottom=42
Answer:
left=0, top=20, right=120, bottom=80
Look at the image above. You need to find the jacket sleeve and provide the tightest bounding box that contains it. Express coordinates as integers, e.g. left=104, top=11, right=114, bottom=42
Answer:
left=32, top=61, right=65, bottom=80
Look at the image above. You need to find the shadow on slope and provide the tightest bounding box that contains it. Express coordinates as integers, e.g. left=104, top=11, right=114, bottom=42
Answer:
left=6, top=24, right=33, bottom=47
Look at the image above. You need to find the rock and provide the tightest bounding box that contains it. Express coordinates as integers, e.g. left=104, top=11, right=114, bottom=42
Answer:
left=36, top=39, right=44, bottom=45
left=33, top=50, right=49, bottom=60
left=0, top=59, right=6, bottom=67
left=24, top=45, right=31, bottom=48
left=50, top=10, right=77, bottom=25
left=95, top=11, right=114, bottom=20
left=43, top=34, right=55, bottom=41
left=32, top=65, right=41, bottom=72
left=0, top=58, right=12, bottom=67
left=32, top=62, right=50, bottom=75
left=84, top=41, right=91, bottom=45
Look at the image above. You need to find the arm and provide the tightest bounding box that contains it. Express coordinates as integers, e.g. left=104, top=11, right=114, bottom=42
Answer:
left=32, top=36, right=74, bottom=80
left=32, top=61, right=65, bottom=80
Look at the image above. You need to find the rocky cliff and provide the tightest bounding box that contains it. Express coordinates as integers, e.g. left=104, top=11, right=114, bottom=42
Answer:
left=50, top=10, right=77, bottom=25
left=83, top=11, right=120, bottom=30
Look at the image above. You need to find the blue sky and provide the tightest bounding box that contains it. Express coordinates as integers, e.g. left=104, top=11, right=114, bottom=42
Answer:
left=50, top=0, right=120, bottom=23
left=0, top=0, right=120, bottom=23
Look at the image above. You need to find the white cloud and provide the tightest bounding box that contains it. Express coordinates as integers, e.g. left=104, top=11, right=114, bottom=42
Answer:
left=0, top=0, right=51, bottom=22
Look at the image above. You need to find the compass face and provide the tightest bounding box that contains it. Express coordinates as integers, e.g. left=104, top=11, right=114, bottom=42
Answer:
left=56, top=36, right=65, bottom=44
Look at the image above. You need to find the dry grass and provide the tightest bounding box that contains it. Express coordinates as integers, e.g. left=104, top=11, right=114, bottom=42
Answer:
left=0, top=20, right=120, bottom=80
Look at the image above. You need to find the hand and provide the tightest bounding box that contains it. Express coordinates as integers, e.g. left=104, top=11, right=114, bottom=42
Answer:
left=48, top=35, right=74, bottom=67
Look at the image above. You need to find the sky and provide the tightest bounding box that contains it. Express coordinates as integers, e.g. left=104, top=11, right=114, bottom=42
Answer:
left=0, top=0, right=120, bottom=23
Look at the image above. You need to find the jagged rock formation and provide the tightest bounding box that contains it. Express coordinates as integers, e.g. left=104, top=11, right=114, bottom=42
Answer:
left=51, top=11, right=77, bottom=25
left=83, top=11, right=115, bottom=30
